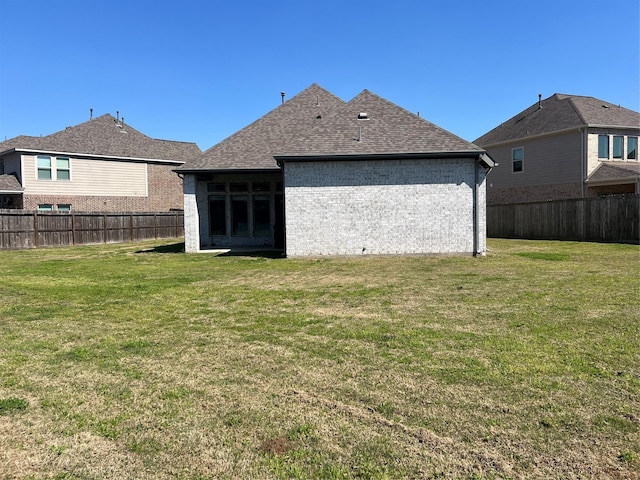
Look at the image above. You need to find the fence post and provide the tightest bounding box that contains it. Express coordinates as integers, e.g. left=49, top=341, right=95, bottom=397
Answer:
left=154, top=213, right=158, bottom=239
left=130, top=214, right=134, bottom=241
left=33, top=211, right=39, bottom=248
left=103, top=214, right=107, bottom=243
left=71, top=213, right=76, bottom=245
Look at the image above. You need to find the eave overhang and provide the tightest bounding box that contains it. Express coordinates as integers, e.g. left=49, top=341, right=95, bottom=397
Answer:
left=274, top=150, right=496, bottom=168
left=0, top=147, right=185, bottom=165
left=175, top=167, right=282, bottom=175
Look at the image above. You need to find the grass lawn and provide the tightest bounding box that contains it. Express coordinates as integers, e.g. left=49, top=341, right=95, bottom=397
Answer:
left=0, top=238, right=638, bottom=479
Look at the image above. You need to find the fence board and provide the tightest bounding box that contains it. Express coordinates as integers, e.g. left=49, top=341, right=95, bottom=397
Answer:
left=488, top=194, right=639, bottom=244
left=0, top=210, right=184, bottom=250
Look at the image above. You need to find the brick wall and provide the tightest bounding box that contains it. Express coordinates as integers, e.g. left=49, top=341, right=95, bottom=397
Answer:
left=487, top=182, right=583, bottom=204
left=284, top=158, right=485, bottom=256
left=23, top=163, right=183, bottom=212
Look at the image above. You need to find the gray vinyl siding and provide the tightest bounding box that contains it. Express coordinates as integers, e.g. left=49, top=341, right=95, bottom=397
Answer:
left=486, top=131, right=583, bottom=189
left=2, top=153, right=23, bottom=182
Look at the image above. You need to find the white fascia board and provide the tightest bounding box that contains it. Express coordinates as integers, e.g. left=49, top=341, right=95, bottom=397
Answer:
left=9, top=148, right=185, bottom=165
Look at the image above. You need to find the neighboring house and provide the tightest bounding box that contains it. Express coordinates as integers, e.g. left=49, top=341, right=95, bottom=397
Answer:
left=0, top=114, right=201, bottom=212
left=177, top=83, right=495, bottom=256
left=474, top=93, right=640, bottom=204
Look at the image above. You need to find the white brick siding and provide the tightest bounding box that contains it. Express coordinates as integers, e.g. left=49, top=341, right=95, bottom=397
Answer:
left=183, top=174, right=200, bottom=252
left=284, top=158, right=486, bottom=256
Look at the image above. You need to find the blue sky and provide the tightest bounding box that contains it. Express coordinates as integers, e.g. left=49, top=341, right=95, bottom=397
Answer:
left=1, top=0, right=638, bottom=151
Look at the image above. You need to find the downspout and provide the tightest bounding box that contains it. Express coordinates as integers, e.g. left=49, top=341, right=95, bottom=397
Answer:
left=581, top=127, right=586, bottom=197
left=473, top=160, right=479, bottom=256
left=276, top=158, right=286, bottom=256
left=474, top=153, right=496, bottom=256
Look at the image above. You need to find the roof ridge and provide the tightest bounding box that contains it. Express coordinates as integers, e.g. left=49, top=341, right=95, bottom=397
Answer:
left=202, top=83, right=345, bottom=154
left=565, top=96, right=588, bottom=126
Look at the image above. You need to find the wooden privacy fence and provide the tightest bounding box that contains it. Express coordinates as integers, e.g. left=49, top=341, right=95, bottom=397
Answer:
left=487, top=194, right=639, bottom=244
left=0, top=210, right=184, bottom=250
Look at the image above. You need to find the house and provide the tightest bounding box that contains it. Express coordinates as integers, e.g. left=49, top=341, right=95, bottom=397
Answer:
left=474, top=94, right=640, bottom=204
left=177, top=84, right=495, bottom=256
left=0, top=114, right=201, bottom=212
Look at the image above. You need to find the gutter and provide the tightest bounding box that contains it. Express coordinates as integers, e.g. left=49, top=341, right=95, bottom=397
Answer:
left=585, top=175, right=640, bottom=186
left=274, top=151, right=487, bottom=163
left=1, top=148, right=185, bottom=165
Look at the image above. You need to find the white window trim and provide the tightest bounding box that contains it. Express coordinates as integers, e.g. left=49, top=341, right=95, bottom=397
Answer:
left=35, top=155, right=72, bottom=181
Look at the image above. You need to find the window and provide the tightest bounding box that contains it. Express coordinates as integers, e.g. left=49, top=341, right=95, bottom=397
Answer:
left=37, top=155, right=52, bottom=180
left=37, top=155, right=71, bottom=180
left=56, top=157, right=70, bottom=180
left=209, top=195, right=227, bottom=235
left=598, top=135, right=609, bottom=159
left=230, top=182, right=248, bottom=192
left=231, top=195, right=249, bottom=236
left=57, top=204, right=71, bottom=212
left=253, top=195, right=271, bottom=236
left=628, top=137, right=638, bottom=160
left=512, top=147, right=523, bottom=173
left=37, top=204, right=53, bottom=211
left=613, top=136, right=623, bottom=159
left=210, top=181, right=275, bottom=238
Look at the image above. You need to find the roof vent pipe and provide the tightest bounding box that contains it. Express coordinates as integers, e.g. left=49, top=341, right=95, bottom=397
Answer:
left=90, top=108, right=93, bottom=120
left=538, top=94, right=542, bottom=109
left=281, top=91, right=285, bottom=104
left=116, top=110, right=120, bottom=122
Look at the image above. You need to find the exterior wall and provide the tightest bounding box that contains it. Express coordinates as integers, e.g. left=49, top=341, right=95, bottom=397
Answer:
left=587, top=183, right=637, bottom=196
left=20, top=155, right=183, bottom=212
left=483, top=127, right=640, bottom=204
left=183, top=174, right=200, bottom=252
left=484, top=130, right=583, bottom=204
left=586, top=128, right=640, bottom=175
left=284, top=158, right=483, bottom=256
left=1, top=153, right=22, bottom=181
left=488, top=182, right=583, bottom=205
left=22, top=154, right=148, bottom=195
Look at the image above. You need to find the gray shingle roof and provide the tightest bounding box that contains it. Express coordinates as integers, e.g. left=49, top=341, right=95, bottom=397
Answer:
left=474, top=94, right=640, bottom=147
left=179, top=83, right=345, bottom=171
left=179, top=84, right=482, bottom=172
left=0, top=114, right=201, bottom=163
left=586, top=161, right=640, bottom=184
left=0, top=173, right=23, bottom=193
left=278, top=89, right=481, bottom=157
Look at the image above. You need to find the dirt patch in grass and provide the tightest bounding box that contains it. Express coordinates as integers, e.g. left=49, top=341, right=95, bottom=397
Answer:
left=0, top=238, right=638, bottom=479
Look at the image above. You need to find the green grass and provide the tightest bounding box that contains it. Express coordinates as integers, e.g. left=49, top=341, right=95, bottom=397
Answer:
left=0, top=239, right=638, bottom=479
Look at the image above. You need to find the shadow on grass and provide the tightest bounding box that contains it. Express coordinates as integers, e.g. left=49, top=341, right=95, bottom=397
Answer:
left=135, top=242, right=186, bottom=254
left=217, top=249, right=285, bottom=259
left=135, top=243, right=285, bottom=259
